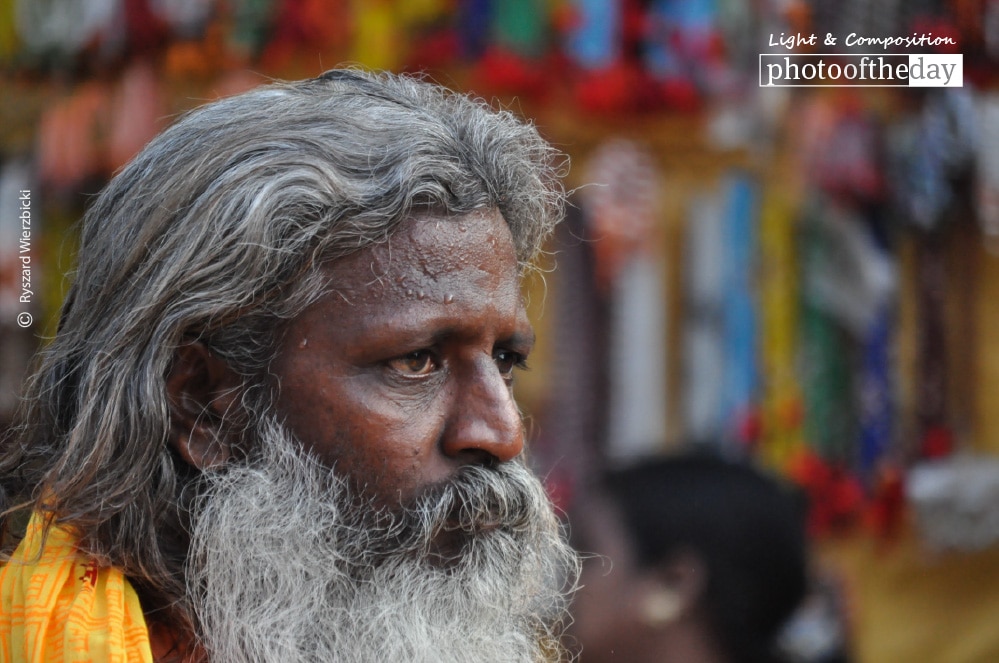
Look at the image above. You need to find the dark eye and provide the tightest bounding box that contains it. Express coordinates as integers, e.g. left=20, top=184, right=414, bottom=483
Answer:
left=493, top=349, right=528, bottom=378
left=388, top=350, right=438, bottom=376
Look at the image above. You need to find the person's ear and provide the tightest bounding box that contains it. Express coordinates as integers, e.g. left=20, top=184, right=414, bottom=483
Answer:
left=638, top=548, right=708, bottom=629
left=166, top=340, right=244, bottom=470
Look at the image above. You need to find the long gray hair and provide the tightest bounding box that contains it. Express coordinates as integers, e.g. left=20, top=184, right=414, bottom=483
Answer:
left=0, top=68, right=566, bottom=626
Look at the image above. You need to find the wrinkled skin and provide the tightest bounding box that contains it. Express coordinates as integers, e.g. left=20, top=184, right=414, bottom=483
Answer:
left=269, top=208, right=534, bottom=509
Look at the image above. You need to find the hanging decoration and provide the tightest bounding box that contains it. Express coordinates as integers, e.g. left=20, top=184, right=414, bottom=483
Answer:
left=915, top=235, right=954, bottom=460
left=0, top=0, right=991, bottom=118
left=858, top=299, right=904, bottom=539
left=14, top=0, right=119, bottom=63
left=473, top=0, right=554, bottom=97
left=0, top=0, right=19, bottom=63
left=456, top=0, right=491, bottom=59
left=36, top=81, right=109, bottom=191
left=532, top=203, right=608, bottom=513
left=149, top=0, right=214, bottom=37
left=107, top=60, right=165, bottom=172
left=563, top=0, right=619, bottom=71
left=719, top=173, right=760, bottom=449
left=227, top=0, right=277, bottom=58
left=908, top=453, right=999, bottom=552
left=582, top=139, right=668, bottom=462
left=681, top=174, right=762, bottom=453
left=260, top=0, right=349, bottom=71
left=643, top=0, right=723, bottom=111
left=757, top=192, right=805, bottom=472
left=562, top=0, right=633, bottom=114
left=682, top=193, right=727, bottom=446
left=351, top=0, right=404, bottom=71
left=976, top=93, right=999, bottom=253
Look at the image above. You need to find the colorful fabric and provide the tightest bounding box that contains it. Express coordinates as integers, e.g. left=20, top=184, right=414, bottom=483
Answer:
left=1, top=512, right=153, bottom=663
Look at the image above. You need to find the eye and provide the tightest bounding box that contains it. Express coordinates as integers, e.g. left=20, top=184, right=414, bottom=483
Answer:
left=387, top=350, right=438, bottom=377
left=493, top=349, right=528, bottom=379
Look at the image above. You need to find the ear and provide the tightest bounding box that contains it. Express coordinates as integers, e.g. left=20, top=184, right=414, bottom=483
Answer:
left=637, top=548, right=708, bottom=629
left=166, top=340, right=244, bottom=470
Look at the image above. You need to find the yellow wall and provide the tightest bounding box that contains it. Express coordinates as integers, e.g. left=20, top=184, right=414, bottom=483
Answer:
left=823, top=521, right=999, bottom=663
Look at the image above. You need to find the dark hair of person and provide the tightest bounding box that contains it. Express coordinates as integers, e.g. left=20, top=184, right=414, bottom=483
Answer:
left=604, top=452, right=809, bottom=663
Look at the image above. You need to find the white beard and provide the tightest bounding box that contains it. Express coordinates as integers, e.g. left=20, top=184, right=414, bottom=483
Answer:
left=185, top=416, right=578, bottom=663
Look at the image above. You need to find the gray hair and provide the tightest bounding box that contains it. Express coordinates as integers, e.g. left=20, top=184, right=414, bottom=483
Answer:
left=188, top=416, right=578, bottom=662
left=1, top=68, right=566, bottom=623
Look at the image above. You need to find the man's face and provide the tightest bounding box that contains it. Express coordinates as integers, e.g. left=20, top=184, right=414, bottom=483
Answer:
left=185, top=211, right=577, bottom=661
left=268, top=207, right=533, bottom=508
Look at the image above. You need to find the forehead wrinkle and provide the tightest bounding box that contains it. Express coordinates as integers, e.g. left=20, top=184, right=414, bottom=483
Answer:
left=372, top=256, right=516, bottom=303
left=314, top=209, right=523, bottom=329
left=334, top=292, right=527, bottom=339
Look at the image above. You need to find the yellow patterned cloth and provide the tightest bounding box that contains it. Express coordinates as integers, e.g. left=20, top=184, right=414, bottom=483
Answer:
left=0, top=512, right=153, bottom=663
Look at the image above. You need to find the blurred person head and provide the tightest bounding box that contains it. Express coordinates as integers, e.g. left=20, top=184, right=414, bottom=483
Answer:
left=570, top=453, right=809, bottom=663
left=0, top=68, right=578, bottom=662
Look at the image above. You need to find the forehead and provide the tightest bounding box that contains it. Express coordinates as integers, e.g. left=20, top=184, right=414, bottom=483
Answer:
left=296, top=208, right=528, bottom=341
left=332, top=208, right=520, bottom=299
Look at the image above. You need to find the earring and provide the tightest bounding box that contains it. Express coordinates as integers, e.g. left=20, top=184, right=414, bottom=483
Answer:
left=640, top=587, right=683, bottom=628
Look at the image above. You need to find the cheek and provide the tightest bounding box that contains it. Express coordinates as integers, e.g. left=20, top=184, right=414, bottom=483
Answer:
left=300, top=386, right=451, bottom=501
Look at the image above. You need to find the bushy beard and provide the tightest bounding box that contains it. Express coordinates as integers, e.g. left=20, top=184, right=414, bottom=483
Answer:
left=185, top=416, right=579, bottom=663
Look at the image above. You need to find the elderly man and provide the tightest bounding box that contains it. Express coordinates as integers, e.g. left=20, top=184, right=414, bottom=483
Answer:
left=0, top=69, right=578, bottom=662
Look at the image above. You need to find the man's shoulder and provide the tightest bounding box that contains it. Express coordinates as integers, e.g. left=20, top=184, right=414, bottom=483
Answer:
left=1, top=512, right=156, bottom=662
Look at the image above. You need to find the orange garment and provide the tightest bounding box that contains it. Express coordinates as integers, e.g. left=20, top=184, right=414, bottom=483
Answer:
left=0, top=512, right=153, bottom=663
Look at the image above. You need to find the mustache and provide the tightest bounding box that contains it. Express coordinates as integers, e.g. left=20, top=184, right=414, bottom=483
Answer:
left=365, top=461, right=546, bottom=558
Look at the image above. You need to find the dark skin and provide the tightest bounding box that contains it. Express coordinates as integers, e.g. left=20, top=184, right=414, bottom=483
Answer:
left=165, top=207, right=533, bottom=659
left=269, top=207, right=533, bottom=507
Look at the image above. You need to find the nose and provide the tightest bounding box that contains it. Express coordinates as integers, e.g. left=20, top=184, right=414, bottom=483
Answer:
left=441, top=357, right=524, bottom=466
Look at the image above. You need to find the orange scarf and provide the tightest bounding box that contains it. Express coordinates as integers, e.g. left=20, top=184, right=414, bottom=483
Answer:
left=0, top=512, right=153, bottom=663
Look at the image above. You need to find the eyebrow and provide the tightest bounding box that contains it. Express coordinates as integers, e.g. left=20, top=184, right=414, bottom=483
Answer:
left=368, top=316, right=536, bottom=351
left=504, top=328, right=536, bottom=351
left=418, top=323, right=536, bottom=349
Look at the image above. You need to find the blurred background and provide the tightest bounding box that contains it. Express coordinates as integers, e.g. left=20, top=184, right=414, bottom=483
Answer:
left=1, top=0, right=997, bottom=660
